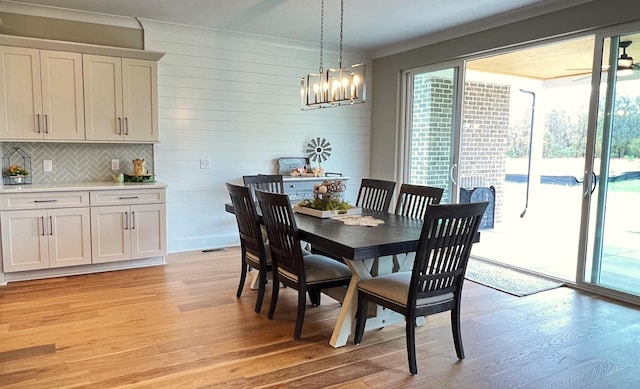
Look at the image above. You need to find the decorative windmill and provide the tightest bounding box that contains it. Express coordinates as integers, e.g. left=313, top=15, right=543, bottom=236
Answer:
left=305, top=137, right=332, bottom=169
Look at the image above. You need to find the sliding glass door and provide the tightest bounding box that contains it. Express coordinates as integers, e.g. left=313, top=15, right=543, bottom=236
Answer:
left=401, top=64, right=463, bottom=204
left=582, top=32, right=640, bottom=297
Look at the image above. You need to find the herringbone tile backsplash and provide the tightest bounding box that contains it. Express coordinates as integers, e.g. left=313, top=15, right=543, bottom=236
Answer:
left=2, top=143, right=154, bottom=184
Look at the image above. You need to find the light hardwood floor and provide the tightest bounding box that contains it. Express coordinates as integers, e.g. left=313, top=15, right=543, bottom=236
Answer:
left=1, top=247, right=639, bottom=388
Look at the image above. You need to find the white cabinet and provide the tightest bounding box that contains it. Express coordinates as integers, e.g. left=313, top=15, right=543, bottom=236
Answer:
left=90, top=189, right=166, bottom=264
left=83, top=55, right=158, bottom=142
left=0, top=46, right=85, bottom=140
left=0, top=192, right=91, bottom=272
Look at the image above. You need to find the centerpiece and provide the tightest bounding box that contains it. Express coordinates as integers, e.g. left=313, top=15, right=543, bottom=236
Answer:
left=293, top=179, right=361, bottom=218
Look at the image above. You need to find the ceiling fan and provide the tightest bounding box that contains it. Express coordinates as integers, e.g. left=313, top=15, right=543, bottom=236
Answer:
left=569, top=40, right=640, bottom=80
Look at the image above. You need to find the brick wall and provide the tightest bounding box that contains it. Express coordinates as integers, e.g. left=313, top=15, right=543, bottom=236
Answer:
left=409, top=77, right=509, bottom=222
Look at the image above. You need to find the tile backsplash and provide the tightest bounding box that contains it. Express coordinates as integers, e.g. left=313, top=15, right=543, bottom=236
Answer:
left=2, top=142, right=153, bottom=184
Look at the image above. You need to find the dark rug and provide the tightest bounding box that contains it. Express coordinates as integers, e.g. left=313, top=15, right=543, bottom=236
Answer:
left=465, top=257, right=564, bottom=297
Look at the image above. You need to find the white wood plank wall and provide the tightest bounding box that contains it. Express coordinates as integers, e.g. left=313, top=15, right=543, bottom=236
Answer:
left=141, top=21, right=371, bottom=252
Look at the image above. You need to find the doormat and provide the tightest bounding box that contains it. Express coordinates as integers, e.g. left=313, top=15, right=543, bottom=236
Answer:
left=465, top=257, right=564, bottom=297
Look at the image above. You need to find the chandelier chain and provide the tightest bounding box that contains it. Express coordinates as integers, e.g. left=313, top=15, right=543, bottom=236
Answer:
left=319, top=0, right=324, bottom=73
left=339, top=0, right=344, bottom=68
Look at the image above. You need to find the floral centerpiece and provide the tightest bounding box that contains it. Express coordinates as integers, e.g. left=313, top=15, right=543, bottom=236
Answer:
left=297, top=179, right=352, bottom=211
left=6, top=164, right=29, bottom=177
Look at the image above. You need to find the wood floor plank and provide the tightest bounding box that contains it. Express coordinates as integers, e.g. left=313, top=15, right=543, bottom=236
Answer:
left=1, top=247, right=639, bottom=388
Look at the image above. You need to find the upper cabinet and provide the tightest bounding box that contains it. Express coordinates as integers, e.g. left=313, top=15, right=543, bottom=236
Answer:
left=84, top=55, right=158, bottom=142
left=0, top=46, right=84, bottom=141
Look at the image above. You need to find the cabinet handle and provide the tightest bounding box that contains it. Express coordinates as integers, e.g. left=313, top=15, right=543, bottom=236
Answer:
left=118, top=196, right=139, bottom=200
left=124, top=211, right=129, bottom=230
left=49, top=216, right=53, bottom=236
left=125, top=117, right=129, bottom=136
left=34, top=200, right=58, bottom=203
left=117, top=117, right=122, bottom=135
left=36, top=114, right=41, bottom=133
left=44, top=114, right=49, bottom=134
left=40, top=216, right=45, bottom=236
left=131, top=211, right=136, bottom=230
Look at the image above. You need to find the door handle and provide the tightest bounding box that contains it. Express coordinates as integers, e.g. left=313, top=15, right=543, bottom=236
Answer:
left=131, top=211, right=136, bottom=230
left=44, top=114, right=49, bottom=134
left=36, top=114, right=41, bottom=133
left=124, top=117, right=129, bottom=136
left=450, top=164, right=458, bottom=186
left=49, top=216, right=53, bottom=235
left=124, top=211, right=129, bottom=230
left=591, top=172, right=597, bottom=195
left=40, top=216, right=45, bottom=236
left=117, top=117, right=122, bottom=135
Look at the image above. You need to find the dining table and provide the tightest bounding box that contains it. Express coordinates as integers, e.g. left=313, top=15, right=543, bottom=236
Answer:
left=225, top=202, right=479, bottom=347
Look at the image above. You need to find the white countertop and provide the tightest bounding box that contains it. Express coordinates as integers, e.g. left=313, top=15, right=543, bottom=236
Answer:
left=282, top=176, right=349, bottom=181
left=0, top=181, right=167, bottom=193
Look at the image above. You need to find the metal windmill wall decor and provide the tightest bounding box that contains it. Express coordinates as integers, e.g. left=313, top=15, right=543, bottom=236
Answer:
left=306, top=137, right=332, bottom=168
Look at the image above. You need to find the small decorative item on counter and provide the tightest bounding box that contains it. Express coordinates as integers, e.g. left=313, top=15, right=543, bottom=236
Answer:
left=290, top=166, right=307, bottom=176
left=113, top=173, right=124, bottom=183
left=2, top=147, right=33, bottom=185
left=132, top=159, right=146, bottom=176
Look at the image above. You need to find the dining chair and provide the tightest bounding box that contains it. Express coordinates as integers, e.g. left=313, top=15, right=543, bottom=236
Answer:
left=353, top=201, right=489, bottom=375
left=355, top=178, right=397, bottom=212
left=393, top=184, right=445, bottom=272
left=226, top=183, right=273, bottom=313
left=242, top=174, right=284, bottom=200
left=255, top=189, right=352, bottom=340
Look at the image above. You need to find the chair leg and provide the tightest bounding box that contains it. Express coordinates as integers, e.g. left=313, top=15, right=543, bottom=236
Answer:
left=406, top=315, right=418, bottom=375
left=268, top=275, right=280, bottom=320
left=353, top=296, right=368, bottom=344
left=451, top=307, right=465, bottom=359
left=293, top=287, right=307, bottom=340
left=236, top=262, right=248, bottom=298
left=254, top=267, right=268, bottom=313
left=308, top=290, right=321, bottom=306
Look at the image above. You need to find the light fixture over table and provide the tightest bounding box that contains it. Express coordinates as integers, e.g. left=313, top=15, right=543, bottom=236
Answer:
left=301, top=0, right=366, bottom=110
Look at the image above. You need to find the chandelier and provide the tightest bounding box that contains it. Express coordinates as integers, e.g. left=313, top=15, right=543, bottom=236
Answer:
left=300, top=0, right=366, bottom=110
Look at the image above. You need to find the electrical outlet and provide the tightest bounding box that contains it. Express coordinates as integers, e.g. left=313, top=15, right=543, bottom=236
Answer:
left=111, top=159, right=120, bottom=170
left=200, top=159, right=210, bottom=169
left=43, top=160, right=53, bottom=172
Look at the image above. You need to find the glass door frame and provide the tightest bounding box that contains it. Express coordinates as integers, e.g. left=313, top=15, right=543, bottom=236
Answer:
left=577, top=23, right=640, bottom=304
left=397, top=60, right=466, bottom=203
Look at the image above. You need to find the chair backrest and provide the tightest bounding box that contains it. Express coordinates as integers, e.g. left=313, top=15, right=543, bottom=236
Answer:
left=254, top=190, right=306, bottom=280
left=243, top=174, right=284, bottom=201
left=395, top=184, right=444, bottom=219
left=409, top=202, right=488, bottom=309
left=355, top=178, right=396, bottom=212
left=226, top=183, right=267, bottom=265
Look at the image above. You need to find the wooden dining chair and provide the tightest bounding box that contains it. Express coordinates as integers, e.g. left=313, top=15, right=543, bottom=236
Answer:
left=226, top=183, right=272, bottom=313
left=355, top=178, right=396, bottom=212
left=242, top=174, right=284, bottom=200
left=354, top=201, right=489, bottom=375
left=394, top=183, right=444, bottom=219
left=255, top=189, right=352, bottom=340
left=393, top=184, right=445, bottom=272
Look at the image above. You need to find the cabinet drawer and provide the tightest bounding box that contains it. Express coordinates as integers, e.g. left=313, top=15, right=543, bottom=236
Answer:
left=0, top=191, right=89, bottom=210
left=90, top=189, right=165, bottom=206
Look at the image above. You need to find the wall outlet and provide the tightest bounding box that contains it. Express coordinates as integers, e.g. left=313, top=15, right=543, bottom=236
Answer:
left=43, top=160, right=53, bottom=172
left=200, top=159, right=210, bottom=169
left=111, top=159, right=120, bottom=171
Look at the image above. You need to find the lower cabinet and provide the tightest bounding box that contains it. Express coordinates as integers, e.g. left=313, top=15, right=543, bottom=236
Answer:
left=1, top=207, right=91, bottom=272
left=91, top=203, right=166, bottom=264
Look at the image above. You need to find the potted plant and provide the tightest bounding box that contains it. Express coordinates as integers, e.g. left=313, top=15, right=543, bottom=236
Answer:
left=5, top=164, right=30, bottom=184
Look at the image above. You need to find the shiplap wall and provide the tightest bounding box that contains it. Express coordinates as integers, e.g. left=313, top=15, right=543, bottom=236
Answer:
left=140, top=21, right=372, bottom=252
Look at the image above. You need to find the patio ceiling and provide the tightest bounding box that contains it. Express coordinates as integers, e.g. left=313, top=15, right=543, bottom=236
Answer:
left=468, top=34, right=640, bottom=80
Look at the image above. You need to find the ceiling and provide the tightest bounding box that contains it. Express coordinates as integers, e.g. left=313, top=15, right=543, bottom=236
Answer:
left=7, top=0, right=592, bottom=57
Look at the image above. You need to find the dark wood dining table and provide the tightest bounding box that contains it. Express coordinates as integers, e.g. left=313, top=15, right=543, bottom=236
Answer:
left=225, top=203, right=479, bottom=347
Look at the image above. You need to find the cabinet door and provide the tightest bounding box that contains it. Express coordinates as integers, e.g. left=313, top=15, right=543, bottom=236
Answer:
left=47, top=207, right=92, bottom=268
left=83, top=55, right=123, bottom=141
left=40, top=50, right=85, bottom=140
left=130, top=203, right=166, bottom=260
left=0, top=46, right=43, bottom=140
left=1, top=210, right=48, bottom=272
left=122, top=59, right=158, bottom=142
left=90, top=205, right=130, bottom=263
